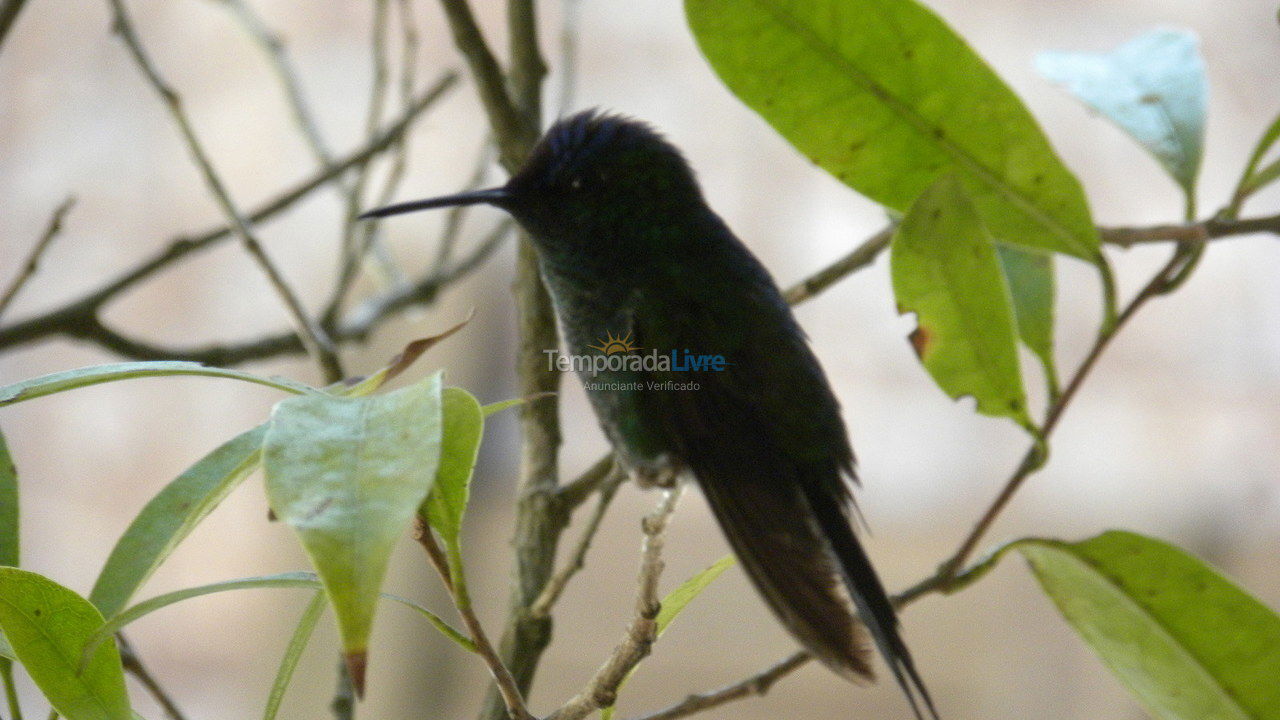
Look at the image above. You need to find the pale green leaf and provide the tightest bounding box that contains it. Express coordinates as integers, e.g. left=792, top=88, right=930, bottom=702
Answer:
left=685, top=0, right=1098, bottom=259
left=262, top=591, right=325, bottom=720
left=89, top=426, right=267, bottom=618
left=263, top=373, right=444, bottom=660
left=0, top=362, right=313, bottom=407
left=602, top=555, right=737, bottom=720
left=997, top=246, right=1058, bottom=393
left=0, top=428, right=17, bottom=567
left=0, top=568, right=130, bottom=720
left=422, top=388, right=484, bottom=547
left=1020, top=532, right=1280, bottom=720
left=891, top=176, right=1032, bottom=428
left=83, top=573, right=471, bottom=665
left=1037, top=28, right=1206, bottom=196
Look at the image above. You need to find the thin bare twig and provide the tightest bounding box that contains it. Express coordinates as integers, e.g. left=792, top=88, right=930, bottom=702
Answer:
left=119, top=635, right=187, bottom=720
left=783, top=225, right=894, bottom=304
left=0, top=73, right=457, bottom=355
left=547, top=486, right=684, bottom=720
left=108, top=0, right=342, bottom=379
left=416, top=521, right=534, bottom=720
left=0, top=196, right=75, bottom=321
left=624, top=652, right=812, bottom=720
left=530, top=463, right=626, bottom=619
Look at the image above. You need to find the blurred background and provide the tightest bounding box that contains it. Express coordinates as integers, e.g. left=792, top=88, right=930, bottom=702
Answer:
left=2, top=0, right=1278, bottom=718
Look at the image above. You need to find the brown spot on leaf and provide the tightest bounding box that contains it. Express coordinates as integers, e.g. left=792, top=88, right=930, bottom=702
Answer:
left=909, top=325, right=933, bottom=358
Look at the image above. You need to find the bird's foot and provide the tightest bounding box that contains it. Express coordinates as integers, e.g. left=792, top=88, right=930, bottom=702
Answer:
left=631, top=457, right=680, bottom=490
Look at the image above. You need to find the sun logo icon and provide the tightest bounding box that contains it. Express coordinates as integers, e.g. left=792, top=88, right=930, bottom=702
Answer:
left=589, top=330, right=640, bottom=355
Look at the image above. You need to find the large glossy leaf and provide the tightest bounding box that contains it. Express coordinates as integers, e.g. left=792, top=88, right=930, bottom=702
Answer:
left=891, top=176, right=1032, bottom=428
left=89, top=425, right=267, bottom=618
left=1037, top=29, right=1206, bottom=199
left=263, top=373, right=444, bottom=691
left=0, top=361, right=313, bottom=407
left=422, top=387, right=484, bottom=548
left=0, top=429, right=16, bottom=567
left=0, top=568, right=130, bottom=720
left=1020, top=532, right=1280, bottom=720
left=685, top=0, right=1098, bottom=260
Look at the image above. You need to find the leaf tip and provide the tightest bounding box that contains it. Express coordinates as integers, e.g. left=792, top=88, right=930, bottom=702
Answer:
left=345, top=650, right=368, bottom=698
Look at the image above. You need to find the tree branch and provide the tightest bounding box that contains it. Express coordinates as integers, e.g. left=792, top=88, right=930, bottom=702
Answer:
left=108, top=0, right=342, bottom=380
left=0, top=196, right=76, bottom=322
left=416, top=521, right=535, bottom=720
left=529, top=464, right=625, bottom=619
left=0, top=72, right=456, bottom=355
left=623, top=652, right=811, bottom=720
left=436, top=0, right=535, bottom=166
left=546, top=486, right=684, bottom=720
left=0, top=0, right=30, bottom=50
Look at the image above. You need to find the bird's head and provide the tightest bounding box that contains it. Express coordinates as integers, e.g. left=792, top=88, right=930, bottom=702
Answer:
left=361, top=110, right=707, bottom=263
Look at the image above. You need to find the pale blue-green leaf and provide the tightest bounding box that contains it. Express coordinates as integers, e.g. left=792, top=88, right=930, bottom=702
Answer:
left=1037, top=28, right=1206, bottom=195
left=0, top=568, right=130, bottom=720
left=263, top=373, right=444, bottom=660
left=262, top=591, right=325, bottom=720
left=0, top=362, right=313, bottom=407
left=422, top=388, right=484, bottom=547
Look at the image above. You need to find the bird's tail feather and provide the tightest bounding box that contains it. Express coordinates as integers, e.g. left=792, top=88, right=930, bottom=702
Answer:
left=694, top=463, right=874, bottom=681
left=798, top=476, right=939, bottom=720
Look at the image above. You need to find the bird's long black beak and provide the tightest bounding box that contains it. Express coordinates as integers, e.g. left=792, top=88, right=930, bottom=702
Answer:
left=358, top=187, right=511, bottom=220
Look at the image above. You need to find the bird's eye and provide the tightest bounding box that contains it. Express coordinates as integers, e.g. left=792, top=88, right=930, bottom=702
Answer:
left=569, top=177, right=583, bottom=190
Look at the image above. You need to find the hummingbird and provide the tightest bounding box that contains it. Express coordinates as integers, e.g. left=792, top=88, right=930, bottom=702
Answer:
left=362, top=110, right=937, bottom=719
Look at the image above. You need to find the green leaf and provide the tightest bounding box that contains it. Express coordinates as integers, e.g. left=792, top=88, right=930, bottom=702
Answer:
left=891, top=176, right=1033, bottom=428
left=655, top=554, right=736, bottom=635
left=1020, top=531, right=1280, bottom=720
left=422, top=388, right=485, bottom=548
left=83, top=572, right=472, bottom=666
left=0, top=568, right=130, bottom=720
left=480, top=397, right=526, bottom=417
left=602, top=555, right=737, bottom=720
left=1234, top=113, right=1280, bottom=205
left=0, top=428, right=17, bottom=567
left=89, top=425, right=267, bottom=618
left=262, top=591, right=325, bottom=720
left=1037, top=28, right=1206, bottom=199
left=685, top=0, right=1098, bottom=260
left=88, top=365, right=399, bottom=622
left=0, top=362, right=313, bottom=407
left=997, top=246, right=1058, bottom=394
left=263, top=373, right=444, bottom=682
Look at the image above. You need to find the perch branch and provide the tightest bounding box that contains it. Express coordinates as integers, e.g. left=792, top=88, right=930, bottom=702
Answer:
left=624, top=651, right=812, bottom=720
left=546, top=486, right=684, bottom=720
